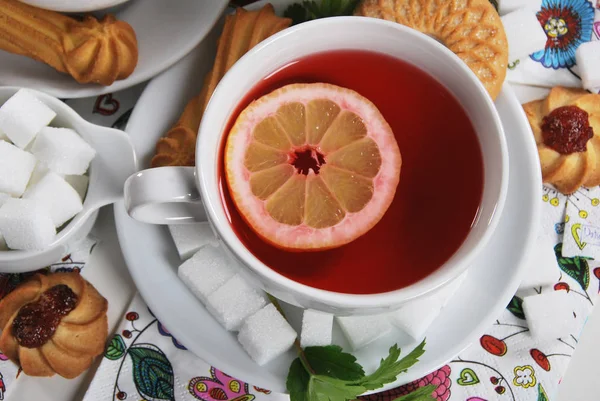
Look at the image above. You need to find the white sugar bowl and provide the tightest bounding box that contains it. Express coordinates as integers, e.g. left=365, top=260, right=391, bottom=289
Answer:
left=0, top=86, right=137, bottom=273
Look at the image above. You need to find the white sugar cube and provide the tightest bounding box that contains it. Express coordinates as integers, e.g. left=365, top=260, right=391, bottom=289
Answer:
left=64, top=174, right=89, bottom=201
left=519, top=235, right=559, bottom=289
left=238, top=304, right=297, bottom=365
left=31, top=127, right=95, bottom=175
left=523, top=291, right=574, bottom=340
left=0, top=198, right=55, bottom=250
left=27, top=163, right=50, bottom=189
left=169, top=222, right=218, bottom=260
left=0, top=193, right=10, bottom=208
left=301, top=309, right=333, bottom=347
left=23, top=172, right=83, bottom=228
left=0, top=141, right=36, bottom=196
left=0, top=89, right=56, bottom=149
left=336, top=314, right=392, bottom=351
left=390, top=273, right=467, bottom=340
left=501, top=9, right=547, bottom=61
left=178, top=244, right=237, bottom=303
left=498, top=0, right=542, bottom=15
left=576, top=40, right=600, bottom=92
left=206, top=274, right=267, bottom=331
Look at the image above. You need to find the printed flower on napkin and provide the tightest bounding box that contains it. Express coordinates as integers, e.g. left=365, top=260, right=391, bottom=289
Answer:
left=506, top=0, right=599, bottom=92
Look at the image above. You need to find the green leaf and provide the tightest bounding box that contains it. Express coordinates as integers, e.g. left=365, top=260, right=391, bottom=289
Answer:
left=359, top=340, right=426, bottom=390
left=287, top=352, right=366, bottom=401
left=283, top=0, right=358, bottom=25
left=128, top=344, right=175, bottom=401
left=340, top=0, right=359, bottom=15
left=506, top=296, right=526, bottom=320
left=286, top=336, right=428, bottom=401
left=304, top=1, right=322, bottom=18
left=309, top=375, right=366, bottom=401
left=304, top=345, right=365, bottom=380
left=329, top=0, right=342, bottom=13
left=538, top=383, right=549, bottom=401
left=392, top=385, right=437, bottom=401
left=554, top=243, right=591, bottom=290
left=488, top=0, right=499, bottom=11
left=104, top=334, right=126, bottom=360
left=320, top=0, right=332, bottom=16
left=288, top=358, right=311, bottom=401
left=283, top=3, right=309, bottom=25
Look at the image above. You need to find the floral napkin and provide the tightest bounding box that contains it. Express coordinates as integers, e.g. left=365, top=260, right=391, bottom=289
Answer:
left=505, top=0, right=600, bottom=93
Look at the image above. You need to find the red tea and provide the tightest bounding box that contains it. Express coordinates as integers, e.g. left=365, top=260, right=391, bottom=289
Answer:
left=218, top=50, right=483, bottom=294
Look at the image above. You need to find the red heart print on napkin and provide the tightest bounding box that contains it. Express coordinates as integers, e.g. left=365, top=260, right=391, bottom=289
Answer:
left=93, top=94, right=120, bottom=116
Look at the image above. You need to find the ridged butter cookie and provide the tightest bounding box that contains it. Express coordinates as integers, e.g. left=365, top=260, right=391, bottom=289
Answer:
left=354, top=0, right=509, bottom=100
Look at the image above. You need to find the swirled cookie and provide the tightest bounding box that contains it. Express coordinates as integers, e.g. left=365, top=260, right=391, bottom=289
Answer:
left=0, top=0, right=138, bottom=85
left=523, top=86, right=600, bottom=194
left=62, top=14, right=138, bottom=86
left=0, top=272, right=108, bottom=378
left=354, top=0, right=508, bottom=100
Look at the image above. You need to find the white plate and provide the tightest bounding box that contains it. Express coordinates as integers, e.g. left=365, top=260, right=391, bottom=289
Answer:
left=0, top=0, right=228, bottom=98
left=19, top=0, right=130, bottom=12
left=114, top=1, right=542, bottom=394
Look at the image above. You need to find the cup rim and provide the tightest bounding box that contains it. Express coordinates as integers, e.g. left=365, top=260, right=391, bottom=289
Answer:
left=197, top=16, right=508, bottom=308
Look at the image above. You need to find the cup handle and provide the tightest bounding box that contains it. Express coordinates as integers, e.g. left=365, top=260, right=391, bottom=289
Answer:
left=123, top=166, right=207, bottom=224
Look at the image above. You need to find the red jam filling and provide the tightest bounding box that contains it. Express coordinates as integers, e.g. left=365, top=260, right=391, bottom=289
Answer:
left=542, top=105, right=594, bottom=154
left=12, top=284, right=78, bottom=348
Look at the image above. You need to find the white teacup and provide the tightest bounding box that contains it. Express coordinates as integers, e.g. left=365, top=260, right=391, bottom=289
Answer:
left=124, top=17, right=508, bottom=315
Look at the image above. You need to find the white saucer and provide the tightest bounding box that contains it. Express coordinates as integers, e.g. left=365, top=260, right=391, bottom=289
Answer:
left=0, top=0, right=228, bottom=98
left=114, top=1, right=542, bottom=393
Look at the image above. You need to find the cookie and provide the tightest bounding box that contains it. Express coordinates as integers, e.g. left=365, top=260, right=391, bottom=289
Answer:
left=0, top=0, right=137, bottom=85
left=151, top=4, right=292, bottom=168
left=524, top=86, right=600, bottom=194
left=354, top=0, right=509, bottom=100
left=0, top=272, right=108, bottom=379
